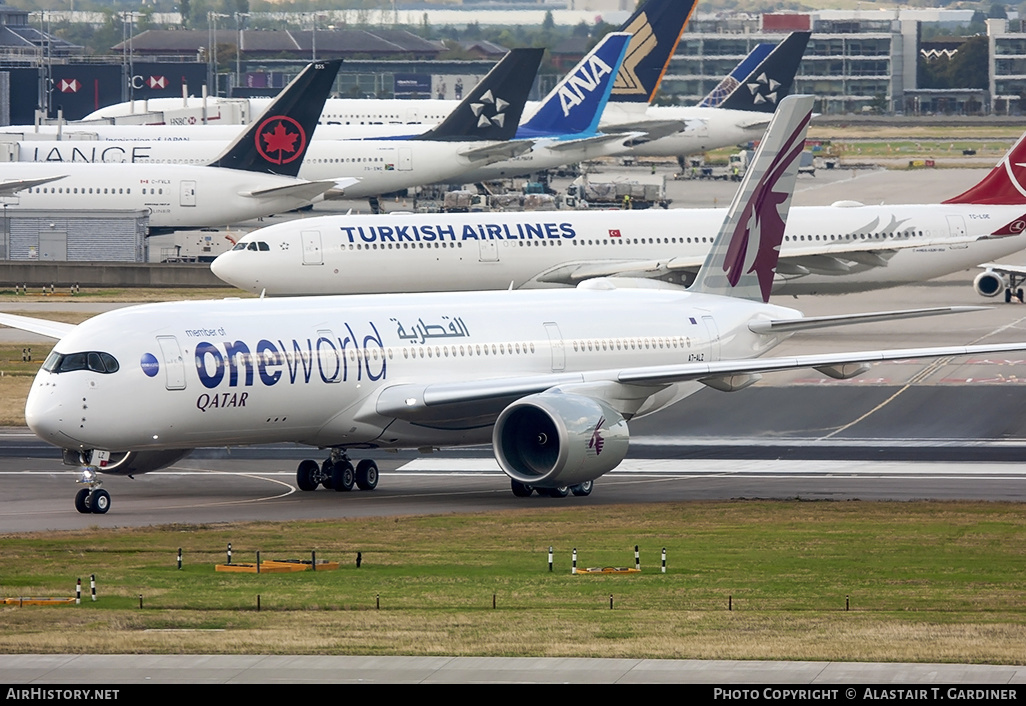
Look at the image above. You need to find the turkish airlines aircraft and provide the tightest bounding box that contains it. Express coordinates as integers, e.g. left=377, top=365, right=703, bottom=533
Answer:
left=211, top=133, right=1026, bottom=298
left=0, top=61, right=345, bottom=232
left=5, top=96, right=1021, bottom=515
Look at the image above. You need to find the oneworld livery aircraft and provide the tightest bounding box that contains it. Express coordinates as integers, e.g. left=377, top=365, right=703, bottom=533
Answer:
left=5, top=96, right=1022, bottom=516
left=211, top=133, right=1026, bottom=298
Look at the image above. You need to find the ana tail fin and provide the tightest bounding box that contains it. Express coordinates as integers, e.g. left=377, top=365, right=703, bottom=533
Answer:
left=210, top=60, right=341, bottom=177
left=943, top=132, right=1026, bottom=205
left=418, top=48, right=543, bottom=142
left=718, top=32, right=811, bottom=113
left=690, top=94, right=814, bottom=303
left=518, top=33, right=630, bottom=137
left=609, top=0, right=697, bottom=105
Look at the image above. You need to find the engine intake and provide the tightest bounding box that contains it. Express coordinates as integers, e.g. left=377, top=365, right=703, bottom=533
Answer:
left=62, top=449, right=193, bottom=476
left=974, top=270, right=1007, bottom=298
left=493, top=393, right=629, bottom=488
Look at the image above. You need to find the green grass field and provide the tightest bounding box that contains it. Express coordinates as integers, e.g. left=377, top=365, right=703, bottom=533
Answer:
left=2, top=501, right=1024, bottom=661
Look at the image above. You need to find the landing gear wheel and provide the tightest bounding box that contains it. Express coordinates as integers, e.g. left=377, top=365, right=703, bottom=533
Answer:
left=571, top=480, right=594, bottom=497
left=544, top=486, right=569, bottom=498
left=320, top=460, right=335, bottom=489
left=332, top=460, right=355, bottom=492
left=1007, top=289, right=1014, bottom=303
left=510, top=480, right=534, bottom=497
left=1017, top=288, right=1023, bottom=303
left=90, top=489, right=111, bottom=514
left=355, top=459, right=378, bottom=490
left=297, top=459, right=319, bottom=491
left=75, top=488, right=91, bottom=514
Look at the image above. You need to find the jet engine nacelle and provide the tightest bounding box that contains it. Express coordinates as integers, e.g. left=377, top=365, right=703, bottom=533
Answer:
left=974, top=269, right=1007, bottom=298
left=493, top=393, right=629, bottom=488
left=62, top=449, right=193, bottom=476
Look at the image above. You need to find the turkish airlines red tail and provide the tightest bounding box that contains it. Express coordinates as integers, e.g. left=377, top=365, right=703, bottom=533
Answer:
left=943, top=132, right=1026, bottom=205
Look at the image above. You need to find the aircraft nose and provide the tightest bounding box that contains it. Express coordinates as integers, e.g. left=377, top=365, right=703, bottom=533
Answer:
left=25, top=378, right=76, bottom=447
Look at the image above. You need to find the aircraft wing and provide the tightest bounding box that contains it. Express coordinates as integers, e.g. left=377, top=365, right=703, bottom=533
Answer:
left=979, top=262, right=1026, bottom=277
left=241, top=180, right=337, bottom=201
left=457, top=140, right=536, bottom=164
left=602, top=119, right=701, bottom=144
left=0, top=175, right=67, bottom=196
left=544, top=132, right=646, bottom=152
left=374, top=340, right=1026, bottom=423
left=0, top=312, right=76, bottom=339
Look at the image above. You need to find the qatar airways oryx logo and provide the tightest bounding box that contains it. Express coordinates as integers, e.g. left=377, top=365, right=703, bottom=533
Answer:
left=558, top=54, right=614, bottom=117
left=588, top=417, right=605, bottom=455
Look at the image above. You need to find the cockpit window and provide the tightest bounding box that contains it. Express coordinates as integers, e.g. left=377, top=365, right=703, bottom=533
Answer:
left=231, top=241, right=270, bottom=251
left=43, top=351, right=120, bottom=374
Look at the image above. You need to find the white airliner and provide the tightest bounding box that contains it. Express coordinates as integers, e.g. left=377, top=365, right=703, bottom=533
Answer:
left=6, top=38, right=639, bottom=200
left=8, top=49, right=546, bottom=203
left=0, top=61, right=345, bottom=232
left=5, top=96, right=1022, bottom=516
left=71, top=0, right=801, bottom=163
left=210, top=132, right=1026, bottom=298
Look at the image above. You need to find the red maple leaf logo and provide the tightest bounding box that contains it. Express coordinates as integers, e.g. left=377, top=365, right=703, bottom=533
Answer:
left=254, top=115, right=307, bottom=165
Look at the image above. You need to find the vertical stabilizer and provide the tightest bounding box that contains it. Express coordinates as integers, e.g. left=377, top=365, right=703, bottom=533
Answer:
left=210, top=60, right=341, bottom=177
left=697, top=43, right=776, bottom=108
left=517, top=33, right=630, bottom=138
left=690, top=94, right=814, bottom=303
left=718, top=32, right=811, bottom=113
left=608, top=0, right=698, bottom=105
left=942, top=132, right=1026, bottom=205
left=417, top=48, right=544, bottom=142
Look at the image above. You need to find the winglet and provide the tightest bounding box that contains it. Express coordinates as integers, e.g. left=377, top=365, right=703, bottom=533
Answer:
left=718, top=32, right=811, bottom=113
left=608, top=0, right=698, bottom=105
left=943, top=132, right=1026, bottom=205
left=417, top=48, right=544, bottom=142
left=689, top=94, right=814, bottom=303
left=210, top=59, right=342, bottom=177
left=517, top=33, right=630, bottom=138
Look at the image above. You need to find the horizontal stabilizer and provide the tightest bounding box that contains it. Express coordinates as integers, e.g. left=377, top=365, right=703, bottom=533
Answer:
left=0, top=175, right=67, bottom=196
left=545, top=132, right=645, bottom=152
left=458, top=140, right=535, bottom=163
left=242, top=180, right=337, bottom=201
left=747, top=306, right=988, bottom=334
left=0, top=312, right=76, bottom=340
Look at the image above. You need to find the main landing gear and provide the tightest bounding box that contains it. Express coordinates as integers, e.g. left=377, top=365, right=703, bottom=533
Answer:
left=296, top=450, right=378, bottom=493
left=510, top=479, right=593, bottom=498
left=73, top=467, right=110, bottom=514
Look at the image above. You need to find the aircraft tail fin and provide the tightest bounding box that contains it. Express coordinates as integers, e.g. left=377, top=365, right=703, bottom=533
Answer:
left=418, top=48, right=543, bottom=142
left=689, top=94, right=814, bottom=303
left=718, top=32, right=811, bottom=113
left=696, top=43, right=776, bottom=108
left=943, top=133, right=1026, bottom=205
left=210, top=59, right=341, bottom=177
left=518, top=33, right=630, bottom=137
left=608, top=0, right=698, bottom=106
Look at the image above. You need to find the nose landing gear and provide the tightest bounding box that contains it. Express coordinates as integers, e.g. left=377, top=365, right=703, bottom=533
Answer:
left=73, top=467, right=110, bottom=514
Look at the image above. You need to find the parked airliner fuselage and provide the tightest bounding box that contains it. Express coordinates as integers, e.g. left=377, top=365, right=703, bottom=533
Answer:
left=210, top=205, right=1026, bottom=296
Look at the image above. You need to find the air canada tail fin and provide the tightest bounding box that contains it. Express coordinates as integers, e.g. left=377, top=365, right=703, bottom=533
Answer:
left=517, top=33, right=630, bottom=138
left=718, top=32, right=811, bottom=113
left=697, top=43, right=776, bottom=108
left=690, top=94, right=814, bottom=303
left=943, top=132, right=1026, bottom=205
left=608, top=0, right=697, bottom=106
left=418, top=48, right=544, bottom=142
left=210, top=59, right=341, bottom=177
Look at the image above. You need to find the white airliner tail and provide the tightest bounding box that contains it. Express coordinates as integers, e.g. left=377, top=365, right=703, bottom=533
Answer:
left=689, top=94, right=813, bottom=303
